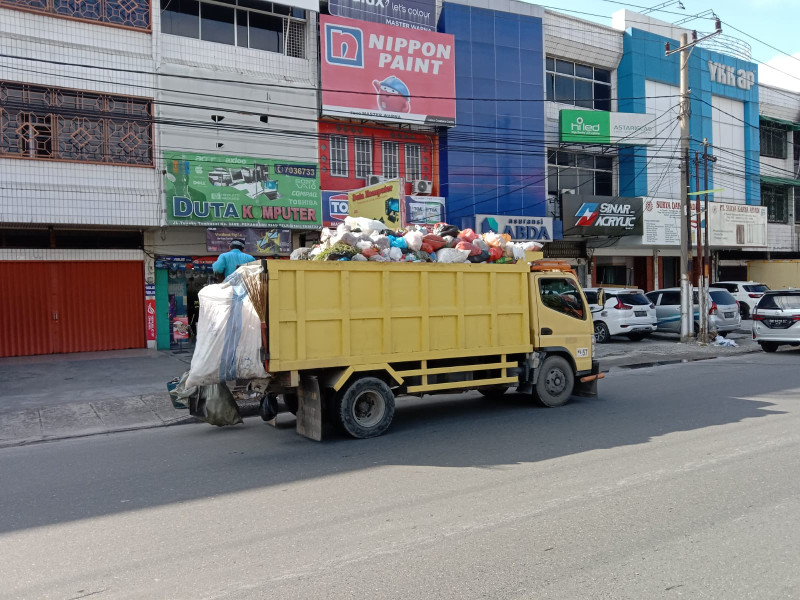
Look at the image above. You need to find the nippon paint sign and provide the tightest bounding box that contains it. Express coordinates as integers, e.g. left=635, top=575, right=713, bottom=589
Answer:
left=321, top=15, right=456, bottom=126
left=329, top=0, right=436, bottom=31
left=559, top=110, right=657, bottom=145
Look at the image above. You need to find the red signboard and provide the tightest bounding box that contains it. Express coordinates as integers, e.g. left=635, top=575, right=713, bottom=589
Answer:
left=320, top=15, right=456, bottom=126
left=172, top=316, right=190, bottom=341
left=145, top=299, right=156, bottom=341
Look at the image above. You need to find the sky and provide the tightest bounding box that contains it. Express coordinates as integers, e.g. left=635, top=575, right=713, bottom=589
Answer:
left=524, top=0, right=800, bottom=93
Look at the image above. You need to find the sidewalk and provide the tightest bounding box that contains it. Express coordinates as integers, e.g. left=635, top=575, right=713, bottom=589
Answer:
left=0, top=327, right=761, bottom=448
left=0, top=349, right=196, bottom=447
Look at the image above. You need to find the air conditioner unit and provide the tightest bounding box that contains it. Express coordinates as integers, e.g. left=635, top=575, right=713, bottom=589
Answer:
left=413, top=179, right=433, bottom=195
left=367, top=174, right=387, bottom=186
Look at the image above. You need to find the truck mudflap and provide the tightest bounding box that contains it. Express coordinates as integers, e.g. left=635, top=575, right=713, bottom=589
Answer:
left=573, top=360, right=603, bottom=398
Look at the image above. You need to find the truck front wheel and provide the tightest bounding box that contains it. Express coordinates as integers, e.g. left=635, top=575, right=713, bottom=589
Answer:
left=336, top=377, right=395, bottom=439
left=535, top=356, right=574, bottom=408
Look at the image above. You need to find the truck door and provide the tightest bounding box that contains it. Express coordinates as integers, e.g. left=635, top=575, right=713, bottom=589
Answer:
left=531, top=274, right=593, bottom=373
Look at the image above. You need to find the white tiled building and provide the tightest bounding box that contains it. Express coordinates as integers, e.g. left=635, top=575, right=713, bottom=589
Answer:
left=0, top=0, right=320, bottom=355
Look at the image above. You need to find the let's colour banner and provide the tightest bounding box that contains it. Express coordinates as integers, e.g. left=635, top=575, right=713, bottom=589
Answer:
left=321, top=15, right=455, bottom=126
left=165, top=151, right=321, bottom=229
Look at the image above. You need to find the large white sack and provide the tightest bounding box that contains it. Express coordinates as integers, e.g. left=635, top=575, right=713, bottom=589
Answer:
left=186, top=281, right=267, bottom=387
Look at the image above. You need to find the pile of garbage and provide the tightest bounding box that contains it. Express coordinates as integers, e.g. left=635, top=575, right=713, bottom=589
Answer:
left=290, top=217, right=543, bottom=264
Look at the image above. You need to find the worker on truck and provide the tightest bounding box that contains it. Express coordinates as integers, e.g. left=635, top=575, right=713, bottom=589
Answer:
left=212, top=239, right=255, bottom=281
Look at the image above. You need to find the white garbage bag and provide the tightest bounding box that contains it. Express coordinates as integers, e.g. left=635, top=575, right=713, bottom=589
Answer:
left=186, top=280, right=267, bottom=388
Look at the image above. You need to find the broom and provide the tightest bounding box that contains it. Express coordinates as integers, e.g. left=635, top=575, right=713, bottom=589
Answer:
left=240, top=262, right=270, bottom=372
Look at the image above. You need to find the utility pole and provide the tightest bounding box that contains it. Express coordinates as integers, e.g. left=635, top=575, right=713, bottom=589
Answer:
left=665, top=21, right=722, bottom=342
left=695, top=151, right=708, bottom=341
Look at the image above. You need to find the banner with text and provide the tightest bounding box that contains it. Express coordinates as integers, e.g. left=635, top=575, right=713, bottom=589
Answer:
left=347, top=179, right=406, bottom=227
left=560, top=109, right=657, bottom=145
left=165, top=151, right=321, bottom=229
left=475, top=215, right=554, bottom=242
left=206, top=227, right=292, bottom=256
left=321, top=15, right=456, bottom=126
left=562, top=195, right=644, bottom=237
left=329, top=0, right=436, bottom=31
left=323, top=191, right=444, bottom=227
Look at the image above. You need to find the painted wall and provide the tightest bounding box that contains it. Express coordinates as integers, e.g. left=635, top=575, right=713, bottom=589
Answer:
left=438, top=1, right=547, bottom=223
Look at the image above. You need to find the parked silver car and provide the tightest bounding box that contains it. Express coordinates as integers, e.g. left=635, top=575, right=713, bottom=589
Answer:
left=645, top=287, right=741, bottom=335
left=752, top=290, right=800, bottom=352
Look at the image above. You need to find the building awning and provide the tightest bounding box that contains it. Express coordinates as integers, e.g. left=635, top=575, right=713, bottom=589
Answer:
left=761, top=175, right=800, bottom=186
left=760, top=115, right=800, bottom=130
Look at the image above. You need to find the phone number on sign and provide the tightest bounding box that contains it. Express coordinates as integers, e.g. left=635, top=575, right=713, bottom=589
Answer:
left=274, top=164, right=317, bottom=178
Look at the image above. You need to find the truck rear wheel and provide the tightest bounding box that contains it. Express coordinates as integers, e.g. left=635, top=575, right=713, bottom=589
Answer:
left=336, top=377, right=395, bottom=439
left=535, top=356, right=574, bottom=408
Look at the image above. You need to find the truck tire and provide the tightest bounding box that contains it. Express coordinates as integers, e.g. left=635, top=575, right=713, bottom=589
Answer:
left=336, top=377, right=395, bottom=439
left=478, top=385, right=510, bottom=400
left=535, top=356, right=574, bottom=408
left=282, top=392, right=298, bottom=415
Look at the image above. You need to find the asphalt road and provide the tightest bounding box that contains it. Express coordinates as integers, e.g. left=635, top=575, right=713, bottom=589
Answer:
left=1, top=352, right=799, bottom=599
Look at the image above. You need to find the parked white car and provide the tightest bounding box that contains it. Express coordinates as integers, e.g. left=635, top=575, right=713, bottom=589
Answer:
left=752, top=290, right=800, bottom=352
left=583, top=287, right=657, bottom=343
left=711, top=281, right=770, bottom=319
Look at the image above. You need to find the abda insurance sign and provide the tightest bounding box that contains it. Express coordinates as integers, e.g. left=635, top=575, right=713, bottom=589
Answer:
left=321, top=15, right=455, bottom=126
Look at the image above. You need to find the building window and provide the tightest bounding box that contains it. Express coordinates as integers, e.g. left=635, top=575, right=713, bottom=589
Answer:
left=547, top=150, right=613, bottom=198
left=545, top=57, right=611, bottom=111
left=161, top=0, right=306, bottom=58
left=794, top=195, right=800, bottom=225
left=762, top=184, right=789, bottom=224
left=354, top=138, right=372, bottom=179
left=382, top=141, right=399, bottom=179
left=760, top=120, right=787, bottom=159
left=329, top=135, right=348, bottom=177
left=405, top=144, right=421, bottom=181
left=0, top=81, right=152, bottom=166
left=0, top=0, right=151, bottom=29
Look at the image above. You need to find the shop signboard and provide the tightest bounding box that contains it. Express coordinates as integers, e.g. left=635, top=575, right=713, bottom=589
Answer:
left=475, top=215, right=554, bottom=241
left=323, top=191, right=445, bottom=227
left=641, top=199, right=767, bottom=247
left=562, top=195, right=644, bottom=237
left=164, top=151, right=321, bottom=229
left=559, top=110, right=657, bottom=145
left=320, top=15, right=456, bottom=126
left=145, top=299, right=156, bottom=341
left=348, top=179, right=406, bottom=227
left=708, top=202, right=767, bottom=247
left=206, top=227, right=292, bottom=256
left=329, top=0, right=436, bottom=31
left=155, top=256, right=216, bottom=271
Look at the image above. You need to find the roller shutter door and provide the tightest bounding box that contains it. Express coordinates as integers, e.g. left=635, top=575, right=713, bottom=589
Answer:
left=0, top=261, right=145, bottom=357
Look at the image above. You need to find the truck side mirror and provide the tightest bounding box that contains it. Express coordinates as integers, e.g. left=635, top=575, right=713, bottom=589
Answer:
left=597, top=288, right=605, bottom=307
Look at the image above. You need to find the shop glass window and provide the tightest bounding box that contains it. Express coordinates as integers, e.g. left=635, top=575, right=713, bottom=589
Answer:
left=329, top=135, right=348, bottom=177
left=0, top=0, right=150, bottom=29
left=760, top=121, right=787, bottom=159
left=762, top=184, right=789, bottom=223
left=382, top=141, right=399, bottom=178
left=546, top=57, right=612, bottom=111
left=547, top=150, right=614, bottom=196
left=160, top=0, right=305, bottom=57
left=0, top=81, right=152, bottom=166
left=354, top=138, right=372, bottom=179
left=539, top=278, right=586, bottom=320
left=405, top=144, right=421, bottom=181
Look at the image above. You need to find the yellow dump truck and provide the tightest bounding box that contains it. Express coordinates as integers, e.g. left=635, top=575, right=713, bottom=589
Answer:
left=254, top=258, right=601, bottom=440
left=747, top=260, right=800, bottom=290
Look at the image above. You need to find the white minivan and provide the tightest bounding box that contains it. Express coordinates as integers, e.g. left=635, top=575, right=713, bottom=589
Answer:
left=583, top=287, right=658, bottom=343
